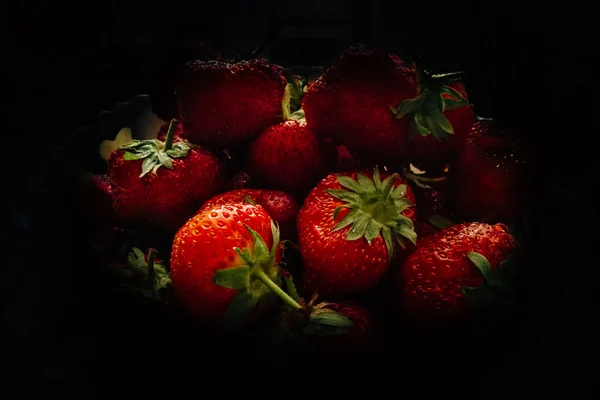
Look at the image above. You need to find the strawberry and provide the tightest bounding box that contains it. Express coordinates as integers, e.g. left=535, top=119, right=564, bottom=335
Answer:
left=448, top=118, right=530, bottom=223
left=170, top=202, right=284, bottom=327
left=72, top=172, right=118, bottom=229
left=302, top=46, right=417, bottom=167
left=108, top=119, right=224, bottom=231
left=298, top=168, right=417, bottom=296
left=244, top=118, right=330, bottom=198
left=175, top=58, right=287, bottom=149
left=197, top=188, right=300, bottom=240
left=399, top=222, right=519, bottom=320
left=392, top=82, right=475, bottom=173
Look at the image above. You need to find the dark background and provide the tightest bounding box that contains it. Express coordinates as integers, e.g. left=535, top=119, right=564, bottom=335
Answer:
left=4, top=0, right=597, bottom=397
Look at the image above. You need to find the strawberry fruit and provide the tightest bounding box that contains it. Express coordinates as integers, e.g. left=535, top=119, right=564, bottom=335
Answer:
left=108, top=119, right=224, bottom=230
left=399, top=222, right=519, bottom=320
left=175, top=58, right=287, bottom=149
left=298, top=168, right=417, bottom=296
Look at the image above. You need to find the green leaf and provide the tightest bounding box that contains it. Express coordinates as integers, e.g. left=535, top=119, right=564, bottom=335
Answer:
left=140, top=154, right=158, bottom=177
left=372, top=168, right=382, bottom=190
left=244, top=225, right=270, bottom=261
left=325, top=189, right=362, bottom=204
left=397, top=225, right=417, bottom=245
left=283, top=274, right=301, bottom=303
left=363, top=219, right=382, bottom=244
left=337, top=176, right=362, bottom=192
left=392, top=98, right=419, bottom=119
left=288, top=109, right=306, bottom=122
left=119, top=140, right=142, bottom=149
left=331, top=208, right=360, bottom=233
left=345, top=211, right=371, bottom=241
left=243, top=195, right=256, bottom=205
left=393, top=198, right=414, bottom=213
left=461, top=286, right=495, bottom=306
left=123, top=151, right=141, bottom=160
left=381, top=226, right=395, bottom=260
left=332, top=206, right=346, bottom=222
left=441, top=85, right=470, bottom=111
left=157, top=151, right=173, bottom=169
left=269, top=220, right=280, bottom=258
left=234, top=247, right=253, bottom=265
left=213, top=265, right=250, bottom=290
left=356, top=173, right=375, bottom=192
left=390, top=184, right=407, bottom=199
left=425, top=115, right=449, bottom=140
left=223, top=290, right=258, bottom=330
left=310, top=309, right=354, bottom=328
left=467, top=252, right=502, bottom=287
left=166, top=144, right=190, bottom=158
left=431, top=111, right=455, bottom=134
left=380, top=174, right=398, bottom=198
left=414, top=113, right=431, bottom=136
left=428, top=214, right=454, bottom=229
left=395, top=214, right=415, bottom=229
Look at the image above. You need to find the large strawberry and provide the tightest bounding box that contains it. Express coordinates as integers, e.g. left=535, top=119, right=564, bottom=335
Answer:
left=108, top=119, right=224, bottom=230
left=399, top=222, right=519, bottom=320
left=302, top=46, right=417, bottom=167
left=170, top=201, right=286, bottom=327
left=244, top=116, right=330, bottom=198
left=197, top=188, right=300, bottom=240
left=448, top=118, right=530, bottom=223
left=298, top=168, right=417, bottom=296
left=391, top=81, right=475, bottom=173
left=175, top=58, right=287, bottom=149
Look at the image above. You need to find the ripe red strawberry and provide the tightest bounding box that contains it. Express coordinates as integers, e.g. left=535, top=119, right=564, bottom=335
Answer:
left=108, top=119, right=224, bottom=231
left=175, top=58, right=287, bottom=149
left=244, top=119, right=330, bottom=198
left=399, top=222, right=519, bottom=320
left=395, top=82, right=475, bottom=173
left=197, top=188, right=300, bottom=240
left=449, top=118, right=530, bottom=223
left=170, top=202, right=283, bottom=327
left=302, top=46, right=417, bottom=167
left=298, top=168, right=417, bottom=296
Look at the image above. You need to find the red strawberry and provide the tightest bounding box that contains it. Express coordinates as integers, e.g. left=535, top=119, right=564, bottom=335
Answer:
left=170, top=202, right=283, bottom=327
left=399, top=222, right=519, bottom=320
left=72, top=172, right=118, bottom=228
left=302, top=46, right=417, bottom=167
left=298, top=168, right=417, bottom=296
left=197, top=188, right=300, bottom=240
left=175, top=58, right=287, bottom=149
left=395, top=82, right=475, bottom=173
left=108, top=120, right=224, bottom=231
left=449, top=118, right=530, bottom=223
left=245, top=119, right=330, bottom=198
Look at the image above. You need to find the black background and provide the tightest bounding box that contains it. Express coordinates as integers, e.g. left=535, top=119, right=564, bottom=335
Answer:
left=4, top=0, right=597, bottom=397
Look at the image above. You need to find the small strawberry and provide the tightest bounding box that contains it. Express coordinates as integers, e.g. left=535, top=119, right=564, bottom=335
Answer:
left=302, top=46, right=417, bottom=167
left=399, top=222, right=519, bottom=320
left=197, top=188, right=300, bottom=240
left=448, top=118, right=530, bottom=223
left=108, top=119, right=224, bottom=231
left=175, top=58, right=287, bottom=149
left=170, top=202, right=285, bottom=328
left=244, top=116, right=330, bottom=198
left=298, top=167, right=417, bottom=296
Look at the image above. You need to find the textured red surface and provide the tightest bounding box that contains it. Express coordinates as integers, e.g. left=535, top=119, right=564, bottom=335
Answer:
left=400, top=222, right=518, bottom=319
left=298, top=170, right=417, bottom=296
left=170, top=203, right=274, bottom=323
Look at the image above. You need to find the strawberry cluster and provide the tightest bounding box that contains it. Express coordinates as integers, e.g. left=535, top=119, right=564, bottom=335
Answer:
left=76, top=44, right=532, bottom=360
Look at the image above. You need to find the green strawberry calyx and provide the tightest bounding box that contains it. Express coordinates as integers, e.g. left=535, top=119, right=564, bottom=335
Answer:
left=110, top=248, right=172, bottom=303
left=462, top=251, right=519, bottom=309
left=282, top=71, right=308, bottom=120
left=389, top=70, right=471, bottom=140
left=213, top=221, right=302, bottom=329
left=118, top=119, right=197, bottom=178
left=326, top=168, right=417, bottom=261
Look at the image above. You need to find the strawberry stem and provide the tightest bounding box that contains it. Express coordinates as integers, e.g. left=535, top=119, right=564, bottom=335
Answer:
left=252, top=267, right=303, bottom=311
left=163, top=119, right=178, bottom=151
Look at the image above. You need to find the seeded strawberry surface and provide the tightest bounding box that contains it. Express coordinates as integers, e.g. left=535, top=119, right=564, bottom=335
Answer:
left=400, top=222, right=518, bottom=319
left=170, top=203, right=275, bottom=323
left=298, top=170, right=417, bottom=296
left=176, top=58, right=287, bottom=148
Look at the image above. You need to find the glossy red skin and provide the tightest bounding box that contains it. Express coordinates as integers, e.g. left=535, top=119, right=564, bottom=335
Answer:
left=406, top=83, right=475, bottom=172
left=298, top=170, right=417, bottom=296
left=108, top=147, right=224, bottom=231
left=400, top=222, right=518, bottom=319
left=176, top=58, right=287, bottom=148
left=449, top=120, right=529, bottom=223
left=245, top=120, right=330, bottom=198
left=170, top=203, right=275, bottom=324
left=313, top=301, right=377, bottom=352
left=197, top=188, right=300, bottom=240
left=302, top=48, right=417, bottom=167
